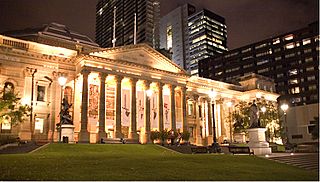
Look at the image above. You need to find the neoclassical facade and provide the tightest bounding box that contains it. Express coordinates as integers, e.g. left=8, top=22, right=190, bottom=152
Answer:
left=0, top=35, right=279, bottom=145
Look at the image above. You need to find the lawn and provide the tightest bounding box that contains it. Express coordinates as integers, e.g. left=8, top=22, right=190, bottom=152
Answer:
left=0, top=144, right=318, bottom=181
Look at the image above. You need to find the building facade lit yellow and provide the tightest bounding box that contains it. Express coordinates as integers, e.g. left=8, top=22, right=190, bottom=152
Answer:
left=0, top=35, right=279, bottom=145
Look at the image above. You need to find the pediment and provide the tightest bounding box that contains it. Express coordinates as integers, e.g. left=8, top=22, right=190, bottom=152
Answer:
left=89, top=44, right=187, bottom=74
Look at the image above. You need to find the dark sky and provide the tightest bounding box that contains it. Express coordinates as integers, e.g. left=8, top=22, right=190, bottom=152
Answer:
left=0, top=0, right=318, bottom=49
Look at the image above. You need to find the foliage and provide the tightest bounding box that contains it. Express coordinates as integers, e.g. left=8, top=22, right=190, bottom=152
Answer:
left=150, top=131, right=160, bottom=143
left=232, top=98, right=281, bottom=142
left=310, top=117, right=319, bottom=140
left=181, top=131, right=190, bottom=141
left=0, top=92, right=30, bottom=125
left=159, top=130, right=168, bottom=145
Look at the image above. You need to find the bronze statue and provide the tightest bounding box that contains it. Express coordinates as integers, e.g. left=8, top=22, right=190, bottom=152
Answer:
left=60, top=98, right=73, bottom=125
left=249, top=100, right=260, bottom=128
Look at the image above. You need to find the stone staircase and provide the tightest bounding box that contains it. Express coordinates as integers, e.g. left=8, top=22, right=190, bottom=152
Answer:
left=103, top=138, right=140, bottom=144
left=268, top=153, right=319, bottom=171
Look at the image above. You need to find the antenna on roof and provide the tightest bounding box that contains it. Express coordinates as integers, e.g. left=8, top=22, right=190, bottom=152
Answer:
left=112, top=6, right=117, bottom=47
left=134, top=13, right=137, bottom=45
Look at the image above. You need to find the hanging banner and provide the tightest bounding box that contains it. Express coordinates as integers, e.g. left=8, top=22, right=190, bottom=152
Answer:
left=150, top=91, right=158, bottom=130
left=105, top=86, right=115, bottom=127
left=121, top=88, right=130, bottom=127
left=137, top=91, right=144, bottom=130
left=163, top=94, right=171, bottom=129
left=175, top=91, right=182, bottom=130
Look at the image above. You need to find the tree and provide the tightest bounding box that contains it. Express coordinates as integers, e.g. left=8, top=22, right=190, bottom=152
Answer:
left=232, top=98, right=281, bottom=142
left=0, top=91, right=30, bottom=126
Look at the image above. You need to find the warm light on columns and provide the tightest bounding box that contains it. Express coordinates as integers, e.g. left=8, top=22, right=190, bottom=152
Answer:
left=209, top=89, right=217, bottom=99
left=146, top=89, right=153, bottom=98
left=226, top=101, right=232, bottom=107
left=261, top=106, right=267, bottom=113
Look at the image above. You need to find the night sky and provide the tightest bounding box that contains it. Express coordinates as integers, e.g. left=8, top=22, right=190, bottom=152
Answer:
left=0, top=0, right=318, bottom=49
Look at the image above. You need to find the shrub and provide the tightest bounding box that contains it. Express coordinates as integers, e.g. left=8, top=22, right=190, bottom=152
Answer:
left=181, top=131, right=190, bottom=142
left=159, top=130, right=168, bottom=145
left=150, top=131, right=160, bottom=143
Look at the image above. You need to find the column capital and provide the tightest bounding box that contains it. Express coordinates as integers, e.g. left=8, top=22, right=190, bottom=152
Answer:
left=169, top=84, right=177, bottom=90
left=81, top=69, right=90, bottom=76
left=192, top=94, right=199, bottom=101
left=143, top=80, right=152, bottom=89
left=181, top=86, right=187, bottom=92
left=114, top=75, right=124, bottom=83
left=157, top=82, right=165, bottom=88
left=216, top=98, right=224, bottom=104
left=99, top=72, right=108, bottom=80
left=129, top=78, right=139, bottom=85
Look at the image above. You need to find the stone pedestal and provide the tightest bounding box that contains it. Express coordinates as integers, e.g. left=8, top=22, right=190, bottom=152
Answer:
left=61, top=124, right=75, bottom=143
left=234, top=132, right=246, bottom=143
left=248, top=128, right=272, bottom=155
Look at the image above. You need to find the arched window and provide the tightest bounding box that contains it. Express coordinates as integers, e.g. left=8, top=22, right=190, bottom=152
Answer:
left=64, top=86, right=73, bottom=105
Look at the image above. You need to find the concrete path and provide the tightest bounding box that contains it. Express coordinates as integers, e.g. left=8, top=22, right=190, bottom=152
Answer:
left=261, top=152, right=319, bottom=172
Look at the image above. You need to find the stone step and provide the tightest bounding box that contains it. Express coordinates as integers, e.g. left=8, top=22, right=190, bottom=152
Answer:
left=268, top=154, right=319, bottom=171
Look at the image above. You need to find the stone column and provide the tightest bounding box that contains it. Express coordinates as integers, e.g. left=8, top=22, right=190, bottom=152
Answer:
left=144, top=81, right=151, bottom=143
left=79, top=69, right=90, bottom=143
left=170, top=85, right=176, bottom=130
left=115, top=75, right=123, bottom=138
left=216, top=99, right=225, bottom=143
left=207, top=97, right=213, bottom=144
left=129, top=78, right=139, bottom=139
left=158, top=82, right=164, bottom=131
left=98, top=73, right=107, bottom=141
left=181, top=87, right=187, bottom=132
left=194, top=95, right=202, bottom=145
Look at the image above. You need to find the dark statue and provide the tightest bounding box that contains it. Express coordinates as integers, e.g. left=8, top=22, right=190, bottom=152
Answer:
left=60, top=98, right=73, bottom=125
left=249, top=100, right=260, bottom=128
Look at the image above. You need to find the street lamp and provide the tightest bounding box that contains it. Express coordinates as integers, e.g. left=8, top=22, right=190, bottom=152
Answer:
left=261, top=106, right=266, bottom=127
left=209, top=89, right=220, bottom=152
left=226, top=101, right=233, bottom=143
left=280, top=103, right=289, bottom=144
left=58, top=76, right=67, bottom=142
left=28, top=67, right=37, bottom=141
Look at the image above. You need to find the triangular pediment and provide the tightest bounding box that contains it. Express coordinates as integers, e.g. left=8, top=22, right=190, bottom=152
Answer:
left=89, top=44, right=187, bottom=74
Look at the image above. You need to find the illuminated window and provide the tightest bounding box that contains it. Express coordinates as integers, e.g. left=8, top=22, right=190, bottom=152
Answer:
left=308, top=85, right=317, bottom=91
left=304, top=49, right=312, bottom=53
left=288, top=69, right=298, bottom=75
left=284, top=34, right=293, bottom=41
left=258, top=68, right=269, bottom=73
left=188, top=103, right=193, bottom=116
left=1, top=116, right=11, bottom=132
left=305, top=57, right=313, bottom=63
left=275, top=56, right=281, bottom=61
left=273, top=38, right=280, bottom=44
left=35, top=118, right=44, bottom=133
left=37, top=85, right=46, bottom=102
left=285, top=53, right=295, bottom=58
left=302, top=38, right=311, bottom=45
left=307, top=76, right=316, bottom=81
left=289, top=79, right=298, bottom=84
left=277, top=73, right=284, bottom=78
left=166, top=25, right=172, bottom=50
left=285, top=43, right=294, bottom=49
left=306, top=67, right=314, bottom=72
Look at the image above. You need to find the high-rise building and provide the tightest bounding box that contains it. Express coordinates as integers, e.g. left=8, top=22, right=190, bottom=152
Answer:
left=159, top=3, right=196, bottom=69
left=199, top=22, right=319, bottom=143
left=188, top=9, right=228, bottom=75
left=96, top=0, right=160, bottom=49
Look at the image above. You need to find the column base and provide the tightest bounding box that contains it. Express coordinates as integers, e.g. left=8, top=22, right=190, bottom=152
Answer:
left=128, top=131, right=139, bottom=140
left=78, top=130, right=90, bottom=143
left=141, top=133, right=150, bottom=144
left=115, top=131, right=123, bottom=138
left=196, top=135, right=202, bottom=146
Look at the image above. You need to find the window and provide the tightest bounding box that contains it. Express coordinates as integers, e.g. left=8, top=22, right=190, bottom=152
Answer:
left=284, top=34, right=293, bottom=41
left=304, top=49, right=312, bottom=53
left=288, top=69, right=298, bottom=76
left=1, top=116, right=11, bottom=133
left=290, top=87, right=300, bottom=94
left=243, top=64, right=253, bottom=68
left=285, top=53, right=295, bottom=58
left=308, top=85, right=317, bottom=91
left=305, top=57, right=313, bottom=63
left=258, top=68, right=269, bottom=73
left=273, top=38, right=280, bottom=44
left=37, top=85, right=46, bottom=101
left=302, top=38, right=311, bottom=45
left=285, top=43, right=295, bottom=49
left=289, top=79, right=298, bottom=84
left=188, top=103, right=193, bottom=116
left=306, top=67, right=314, bottom=72
left=35, top=118, right=44, bottom=133
left=307, top=76, right=316, bottom=81
left=277, top=73, right=284, bottom=78
left=275, top=56, right=282, bottom=61
left=166, top=25, right=172, bottom=50
left=310, top=94, right=318, bottom=101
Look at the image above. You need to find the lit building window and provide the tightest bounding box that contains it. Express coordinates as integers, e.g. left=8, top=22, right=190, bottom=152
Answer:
left=290, top=87, right=300, bottom=94
left=306, top=67, right=314, bottom=72
left=302, top=38, right=311, bottom=45
left=273, top=38, right=280, bottom=44
left=284, top=34, right=293, bottom=41
left=307, top=76, right=316, bottom=81
left=1, top=116, right=11, bottom=131
left=305, top=57, right=313, bottom=62
left=308, top=85, right=317, bottom=91
left=285, top=43, right=295, bottom=49
left=289, top=79, right=298, bottom=84
left=288, top=69, right=298, bottom=75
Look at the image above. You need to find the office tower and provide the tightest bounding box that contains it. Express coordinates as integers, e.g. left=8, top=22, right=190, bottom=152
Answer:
left=159, top=3, right=196, bottom=69
left=188, top=9, right=228, bottom=75
left=199, top=22, right=319, bottom=143
left=96, top=0, right=160, bottom=48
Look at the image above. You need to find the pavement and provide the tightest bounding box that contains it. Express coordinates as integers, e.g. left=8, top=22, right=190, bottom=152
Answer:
left=0, top=141, right=48, bottom=154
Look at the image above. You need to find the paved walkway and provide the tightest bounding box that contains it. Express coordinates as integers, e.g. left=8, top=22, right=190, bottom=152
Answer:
left=0, top=142, right=47, bottom=154
left=261, top=152, right=319, bottom=172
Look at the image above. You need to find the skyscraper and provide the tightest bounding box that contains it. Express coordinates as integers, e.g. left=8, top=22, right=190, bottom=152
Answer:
left=188, top=9, right=228, bottom=75
left=96, top=0, right=160, bottom=48
left=159, top=4, right=196, bottom=69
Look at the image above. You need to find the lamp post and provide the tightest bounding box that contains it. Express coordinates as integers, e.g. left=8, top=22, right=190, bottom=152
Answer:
left=209, top=89, right=220, bottom=152
left=261, top=106, right=266, bottom=127
left=280, top=103, right=289, bottom=144
left=28, top=67, right=37, bottom=141
left=226, top=101, right=233, bottom=143
left=58, top=76, right=67, bottom=142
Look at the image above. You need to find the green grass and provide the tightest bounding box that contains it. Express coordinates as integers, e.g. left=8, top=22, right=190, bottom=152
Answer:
left=0, top=144, right=318, bottom=181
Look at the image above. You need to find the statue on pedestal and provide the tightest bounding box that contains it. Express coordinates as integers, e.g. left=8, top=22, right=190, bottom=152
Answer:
left=60, top=98, right=73, bottom=125
left=249, top=100, right=260, bottom=128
